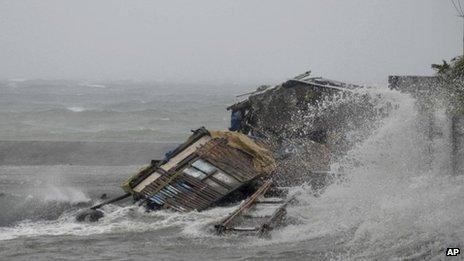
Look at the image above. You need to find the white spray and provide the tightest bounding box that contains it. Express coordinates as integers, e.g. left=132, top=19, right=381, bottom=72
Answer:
left=271, top=87, right=464, bottom=259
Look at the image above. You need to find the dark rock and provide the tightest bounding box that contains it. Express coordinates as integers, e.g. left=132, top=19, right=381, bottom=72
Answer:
left=75, top=209, right=104, bottom=222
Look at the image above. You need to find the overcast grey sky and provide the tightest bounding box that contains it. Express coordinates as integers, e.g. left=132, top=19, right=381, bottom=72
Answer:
left=0, top=0, right=461, bottom=85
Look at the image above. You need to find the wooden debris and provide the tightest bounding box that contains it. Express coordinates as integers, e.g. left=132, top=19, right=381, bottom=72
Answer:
left=122, top=128, right=276, bottom=213
left=215, top=180, right=293, bottom=237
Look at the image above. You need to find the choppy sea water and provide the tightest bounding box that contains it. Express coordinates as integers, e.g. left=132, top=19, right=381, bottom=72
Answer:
left=0, top=80, right=463, bottom=260
left=0, top=79, right=251, bottom=142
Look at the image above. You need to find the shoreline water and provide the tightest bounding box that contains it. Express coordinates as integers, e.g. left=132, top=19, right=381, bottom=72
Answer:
left=0, top=140, right=178, bottom=166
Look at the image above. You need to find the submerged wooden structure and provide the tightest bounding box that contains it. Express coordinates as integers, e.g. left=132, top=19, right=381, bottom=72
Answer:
left=117, top=127, right=293, bottom=235
left=122, top=127, right=278, bottom=213
left=215, top=180, right=295, bottom=236
left=80, top=127, right=292, bottom=235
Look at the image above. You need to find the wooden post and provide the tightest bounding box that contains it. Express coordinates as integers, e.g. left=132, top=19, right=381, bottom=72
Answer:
left=90, top=193, right=131, bottom=210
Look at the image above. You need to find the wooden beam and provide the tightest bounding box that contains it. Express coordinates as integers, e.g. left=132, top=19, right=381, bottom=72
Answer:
left=257, top=194, right=297, bottom=237
left=215, top=180, right=272, bottom=234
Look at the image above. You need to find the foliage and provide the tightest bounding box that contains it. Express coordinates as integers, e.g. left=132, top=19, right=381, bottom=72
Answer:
left=432, top=56, right=464, bottom=114
left=431, top=60, right=451, bottom=75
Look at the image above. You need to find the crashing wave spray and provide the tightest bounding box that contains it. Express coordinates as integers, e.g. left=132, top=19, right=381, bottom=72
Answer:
left=271, top=87, right=464, bottom=260
left=272, top=86, right=394, bottom=189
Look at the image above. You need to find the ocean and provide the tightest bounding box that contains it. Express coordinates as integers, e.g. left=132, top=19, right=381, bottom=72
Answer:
left=0, top=80, right=463, bottom=260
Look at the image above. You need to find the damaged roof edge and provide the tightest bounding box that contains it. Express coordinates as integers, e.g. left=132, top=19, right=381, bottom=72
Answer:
left=229, top=70, right=361, bottom=110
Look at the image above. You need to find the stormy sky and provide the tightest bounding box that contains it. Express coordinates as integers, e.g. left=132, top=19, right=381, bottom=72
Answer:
left=0, top=0, right=461, bottom=85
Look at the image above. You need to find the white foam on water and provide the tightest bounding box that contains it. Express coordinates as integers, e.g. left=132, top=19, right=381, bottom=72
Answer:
left=78, top=83, right=106, bottom=89
left=66, top=106, right=87, bottom=112
left=0, top=203, right=235, bottom=241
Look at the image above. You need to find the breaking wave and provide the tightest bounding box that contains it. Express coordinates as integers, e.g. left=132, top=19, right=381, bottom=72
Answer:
left=66, top=106, right=88, bottom=112
left=0, top=188, right=90, bottom=228
left=0, top=200, right=236, bottom=241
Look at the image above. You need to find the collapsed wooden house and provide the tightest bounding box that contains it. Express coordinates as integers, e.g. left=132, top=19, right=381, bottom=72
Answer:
left=121, top=127, right=278, bottom=212
left=118, top=127, right=294, bottom=235
left=78, top=127, right=293, bottom=235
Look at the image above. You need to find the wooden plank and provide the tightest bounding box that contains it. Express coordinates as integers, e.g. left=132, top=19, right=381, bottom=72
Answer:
left=255, top=200, right=284, bottom=204
left=133, top=171, right=162, bottom=193
left=160, top=136, right=211, bottom=171
left=230, top=227, right=258, bottom=232
left=167, top=183, right=211, bottom=210
left=128, top=164, right=157, bottom=189
left=140, top=171, right=183, bottom=198
left=182, top=175, right=224, bottom=199
left=196, top=138, right=259, bottom=182
left=171, top=184, right=210, bottom=210
left=162, top=185, right=200, bottom=210
left=133, top=136, right=210, bottom=193
left=215, top=180, right=273, bottom=235
left=257, top=194, right=296, bottom=237
left=207, top=176, right=233, bottom=191
left=143, top=173, right=212, bottom=211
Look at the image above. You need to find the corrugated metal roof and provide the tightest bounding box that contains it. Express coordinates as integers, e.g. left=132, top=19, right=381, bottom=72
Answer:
left=229, top=70, right=361, bottom=110
left=293, top=76, right=360, bottom=90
